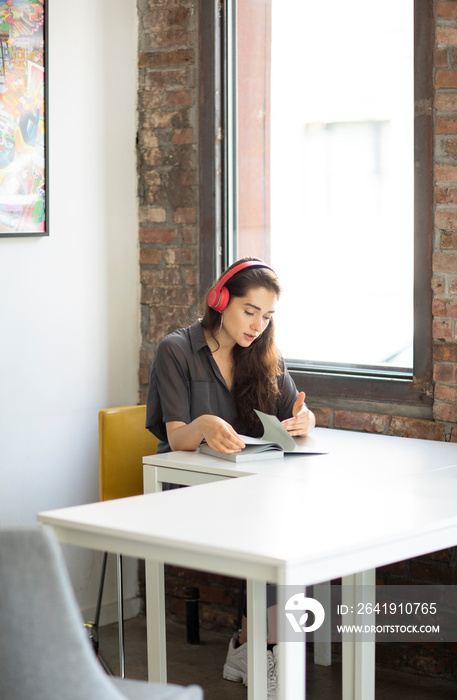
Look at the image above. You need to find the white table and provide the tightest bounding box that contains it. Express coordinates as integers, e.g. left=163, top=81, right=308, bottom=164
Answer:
left=142, top=428, right=457, bottom=698
left=38, top=429, right=457, bottom=700
left=143, top=427, right=457, bottom=490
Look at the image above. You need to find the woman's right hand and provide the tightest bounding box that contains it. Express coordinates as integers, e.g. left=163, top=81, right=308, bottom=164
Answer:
left=198, top=415, right=246, bottom=453
left=166, top=415, right=245, bottom=453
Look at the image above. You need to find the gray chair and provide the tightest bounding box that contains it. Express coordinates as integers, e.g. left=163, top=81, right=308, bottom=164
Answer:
left=0, top=527, right=203, bottom=700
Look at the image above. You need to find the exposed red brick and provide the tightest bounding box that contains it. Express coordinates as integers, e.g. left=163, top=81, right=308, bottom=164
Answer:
left=433, top=299, right=457, bottom=317
left=141, top=284, right=162, bottom=305
left=436, top=186, right=457, bottom=204
left=140, top=346, right=155, bottom=370
left=185, top=267, right=197, bottom=286
left=173, top=207, right=197, bottom=224
left=143, top=109, right=180, bottom=129
left=432, top=276, right=445, bottom=294
left=432, top=298, right=448, bottom=316
left=146, top=306, right=193, bottom=343
left=139, top=90, right=162, bottom=111
left=141, top=69, right=188, bottom=90
left=138, top=49, right=194, bottom=69
left=147, top=29, right=189, bottom=48
left=433, top=252, right=457, bottom=273
left=140, top=248, right=163, bottom=265
left=142, top=171, right=163, bottom=206
left=164, top=89, right=193, bottom=107
left=434, top=319, right=452, bottom=338
left=434, top=401, right=457, bottom=422
left=434, top=362, right=457, bottom=383
left=178, top=170, right=198, bottom=186
left=139, top=206, right=167, bottom=224
left=390, top=417, right=446, bottom=441
left=436, top=69, right=457, bottom=88
left=436, top=46, right=449, bottom=69
left=141, top=267, right=182, bottom=287
left=164, top=247, right=197, bottom=265
left=435, top=164, right=457, bottom=182
left=433, top=341, right=457, bottom=362
left=313, top=407, right=332, bottom=427
left=200, top=605, right=237, bottom=630
left=435, top=210, right=457, bottom=230
left=437, top=27, right=457, bottom=46
left=441, top=230, right=457, bottom=249
left=437, top=2, right=457, bottom=20
left=141, top=148, right=164, bottom=168
left=435, top=384, right=457, bottom=402
left=172, top=127, right=193, bottom=144
left=139, top=227, right=178, bottom=244
left=182, top=225, right=197, bottom=244
left=138, top=367, right=150, bottom=386
left=139, top=132, right=159, bottom=150
left=144, top=7, right=194, bottom=32
left=436, top=116, right=457, bottom=134
left=166, top=286, right=197, bottom=306
left=440, top=138, right=457, bottom=160
left=334, top=411, right=389, bottom=433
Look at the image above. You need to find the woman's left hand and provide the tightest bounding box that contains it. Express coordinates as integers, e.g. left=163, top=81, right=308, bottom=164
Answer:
left=281, top=391, right=316, bottom=436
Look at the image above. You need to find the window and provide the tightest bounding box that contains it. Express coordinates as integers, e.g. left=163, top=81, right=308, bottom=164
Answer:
left=198, top=0, right=433, bottom=409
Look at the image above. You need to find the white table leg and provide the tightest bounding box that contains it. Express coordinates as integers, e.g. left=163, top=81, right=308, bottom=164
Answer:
left=313, top=581, right=331, bottom=666
left=277, top=584, right=306, bottom=700
left=146, top=559, right=167, bottom=682
left=247, top=580, right=267, bottom=700
left=143, top=465, right=167, bottom=681
left=342, top=570, right=376, bottom=700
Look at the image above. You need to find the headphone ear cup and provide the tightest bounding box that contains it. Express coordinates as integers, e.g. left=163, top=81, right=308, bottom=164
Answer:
left=207, top=285, right=230, bottom=310
left=207, top=286, right=219, bottom=309
left=216, top=286, right=230, bottom=311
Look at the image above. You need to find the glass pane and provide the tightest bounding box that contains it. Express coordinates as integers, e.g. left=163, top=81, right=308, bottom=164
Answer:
left=233, top=0, right=414, bottom=370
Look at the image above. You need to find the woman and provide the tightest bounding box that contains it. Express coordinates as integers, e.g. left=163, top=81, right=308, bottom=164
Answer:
left=145, top=257, right=315, bottom=696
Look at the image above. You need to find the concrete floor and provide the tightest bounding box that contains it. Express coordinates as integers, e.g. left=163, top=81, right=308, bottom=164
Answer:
left=98, top=615, right=457, bottom=699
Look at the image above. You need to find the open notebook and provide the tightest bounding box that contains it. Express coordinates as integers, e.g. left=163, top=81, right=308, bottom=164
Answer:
left=199, top=410, right=328, bottom=462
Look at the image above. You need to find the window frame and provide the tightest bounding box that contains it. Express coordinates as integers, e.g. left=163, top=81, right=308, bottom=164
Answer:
left=199, top=0, right=434, bottom=411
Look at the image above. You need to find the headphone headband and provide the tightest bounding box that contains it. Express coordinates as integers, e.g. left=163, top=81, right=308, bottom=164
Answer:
left=207, top=260, right=276, bottom=311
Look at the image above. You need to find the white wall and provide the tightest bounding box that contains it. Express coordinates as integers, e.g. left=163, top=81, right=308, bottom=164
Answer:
left=0, top=0, right=140, bottom=620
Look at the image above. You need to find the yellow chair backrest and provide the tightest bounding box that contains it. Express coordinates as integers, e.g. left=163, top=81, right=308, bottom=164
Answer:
left=98, top=405, right=159, bottom=502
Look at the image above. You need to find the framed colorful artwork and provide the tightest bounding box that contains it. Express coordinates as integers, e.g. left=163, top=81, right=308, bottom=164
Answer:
left=0, top=0, right=47, bottom=237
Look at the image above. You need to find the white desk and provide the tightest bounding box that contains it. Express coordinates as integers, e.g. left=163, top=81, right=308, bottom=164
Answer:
left=38, top=429, right=457, bottom=700
left=142, top=428, right=457, bottom=698
left=143, top=427, right=457, bottom=490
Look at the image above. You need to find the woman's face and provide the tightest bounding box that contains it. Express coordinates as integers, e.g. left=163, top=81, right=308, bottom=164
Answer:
left=219, top=286, right=277, bottom=348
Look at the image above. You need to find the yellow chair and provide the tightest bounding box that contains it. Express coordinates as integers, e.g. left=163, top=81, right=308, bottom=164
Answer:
left=94, top=405, right=159, bottom=677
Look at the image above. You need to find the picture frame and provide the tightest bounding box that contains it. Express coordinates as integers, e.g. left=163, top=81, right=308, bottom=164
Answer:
left=0, top=0, right=47, bottom=238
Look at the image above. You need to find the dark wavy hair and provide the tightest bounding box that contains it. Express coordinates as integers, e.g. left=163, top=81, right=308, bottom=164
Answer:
left=201, top=257, right=282, bottom=436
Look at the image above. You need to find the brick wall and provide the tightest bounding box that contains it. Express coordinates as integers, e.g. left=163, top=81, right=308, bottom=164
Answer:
left=434, top=1, right=457, bottom=439
left=137, top=0, right=457, bottom=679
left=137, top=0, right=199, bottom=395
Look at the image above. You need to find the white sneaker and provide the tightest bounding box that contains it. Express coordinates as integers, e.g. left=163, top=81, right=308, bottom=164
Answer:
left=267, top=645, right=279, bottom=699
left=223, top=634, right=248, bottom=686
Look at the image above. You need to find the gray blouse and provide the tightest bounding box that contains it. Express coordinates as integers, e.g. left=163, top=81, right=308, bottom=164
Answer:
left=145, top=320, right=299, bottom=452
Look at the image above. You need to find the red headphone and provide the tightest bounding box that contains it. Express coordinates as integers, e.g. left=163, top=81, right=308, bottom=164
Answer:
left=207, top=260, right=276, bottom=311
